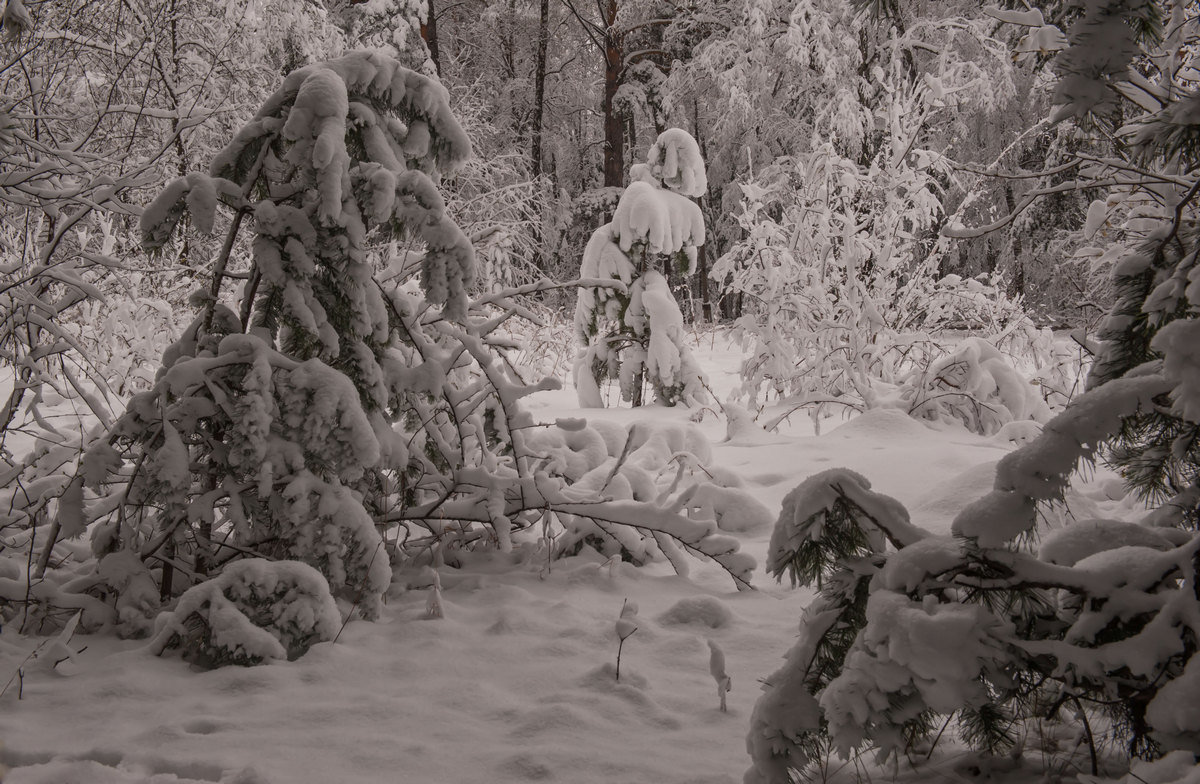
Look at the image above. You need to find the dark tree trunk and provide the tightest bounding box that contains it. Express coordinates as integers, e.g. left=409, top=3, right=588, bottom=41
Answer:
left=1004, top=183, right=1024, bottom=296
left=160, top=536, right=176, bottom=602
left=532, top=0, right=549, bottom=177
left=692, top=99, right=713, bottom=322
left=422, top=0, right=441, bottom=72
left=602, top=0, right=624, bottom=188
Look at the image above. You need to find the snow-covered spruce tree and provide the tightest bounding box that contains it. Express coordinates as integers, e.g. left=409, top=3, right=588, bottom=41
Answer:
left=746, top=2, right=1200, bottom=781
left=574, top=128, right=709, bottom=408
left=83, top=52, right=475, bottom=627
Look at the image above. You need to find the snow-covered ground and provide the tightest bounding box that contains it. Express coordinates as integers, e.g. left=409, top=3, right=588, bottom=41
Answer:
left=0, top=333, right=1136, bottom=784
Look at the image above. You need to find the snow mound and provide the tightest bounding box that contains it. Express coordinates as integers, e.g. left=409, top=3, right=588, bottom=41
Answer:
left=0, top=758, right=268, bottom=784
left=1147, top=657, right=1200, bottom=752
left=992, top=419, right=1043, bottom=445
left=656, top=597, right=734, bottom=629
left=911, top=461, right=997, bottom=532
left=827, top=408, right=935, bottom=441
left=1090, top=751, right=1200, bottom=784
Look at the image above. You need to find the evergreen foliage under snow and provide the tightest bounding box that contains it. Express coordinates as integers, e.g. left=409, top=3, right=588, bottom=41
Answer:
left=574, top=129, right=709, bottom=408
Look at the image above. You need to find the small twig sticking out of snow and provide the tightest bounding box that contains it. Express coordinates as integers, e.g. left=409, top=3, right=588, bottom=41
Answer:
left=602, top=554, right=619, bottom=580
left=37, top=609, right=83, bottom=673
left=0, top=639, right=48, bottom=701
left=708, top=639, right=731, bottom=712
left=598, top=425, right=639, bottom=497
left=426, top=569, right=444, bottom=620
left=537, top=509, right=557, bottom=579
left=615, top=599, right=639, bottom=681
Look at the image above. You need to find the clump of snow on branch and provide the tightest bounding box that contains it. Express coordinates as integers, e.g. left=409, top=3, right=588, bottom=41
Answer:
left=642, top=128, right=707, bottom=198
left=953, top=372, right=1172, bottom=547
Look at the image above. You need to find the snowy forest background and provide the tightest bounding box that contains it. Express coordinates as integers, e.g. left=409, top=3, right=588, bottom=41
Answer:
left=0, top=0, right=1198, bottom=782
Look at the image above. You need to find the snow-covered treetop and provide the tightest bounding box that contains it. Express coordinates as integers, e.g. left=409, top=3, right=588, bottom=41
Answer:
left=212, top=50, right=471, bottom=185
left=611, top=181, right=705, bottom=257
left=141, top=50, right=476, bottom=323
left=642, top=128, right=707, bottom=198
left=602, top=128, right=707, bottom=258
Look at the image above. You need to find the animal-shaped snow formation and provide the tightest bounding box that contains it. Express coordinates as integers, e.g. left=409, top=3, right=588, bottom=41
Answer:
left=643, top=128, right=707, bottom=198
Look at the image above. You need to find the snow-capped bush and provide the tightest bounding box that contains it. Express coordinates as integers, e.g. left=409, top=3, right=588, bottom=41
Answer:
left=149, top=559, right=340, bottom=668
left=717, top=150, right=1047, bottom=423
left=574, top=128, right=709, bottom=408
left=901, top=337, right=1051, bottom=435
left=707, top=9, right=1042, bottom=424
left=82, top=52, right=474, bottom=620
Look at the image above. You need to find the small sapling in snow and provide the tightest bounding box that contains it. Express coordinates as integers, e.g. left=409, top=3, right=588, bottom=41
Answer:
left=614, top=599, right=639, bottom=681
left=426, top=570, right=444, bottom=620
left=708, top=639, right=731, bottom=712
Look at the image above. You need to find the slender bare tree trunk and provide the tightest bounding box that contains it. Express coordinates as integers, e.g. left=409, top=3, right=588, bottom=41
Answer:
left=422, top=0, right=441, bottom=72
left=531, top=0, right=549, bottom=177
left=692, top=97, right=712, bottom=322
left=602, top=0, right=624, bottom=188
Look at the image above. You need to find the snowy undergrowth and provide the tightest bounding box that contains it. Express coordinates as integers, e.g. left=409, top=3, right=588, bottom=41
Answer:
left=0, top=317, right=1145, bottom=784
left=0, top=326, right=1132, bottom=777
left=0, top=328, right=1143, bottom=784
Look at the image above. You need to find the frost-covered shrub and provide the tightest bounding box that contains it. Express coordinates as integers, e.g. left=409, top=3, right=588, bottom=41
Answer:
left=574, top=129, right=709, bottom=408
left=149, top=559, right=340, bottom=668
left=707, top=8, right=1036, bottom=419
left=717, top=149, right=1042, bottom=421
left=67, top=294, right=185, bottom=398
left=901, top=337, right=1051, bottom=435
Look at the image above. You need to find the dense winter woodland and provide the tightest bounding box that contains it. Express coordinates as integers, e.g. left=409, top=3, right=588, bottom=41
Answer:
left=0, top=0, right=1197, bottom=782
